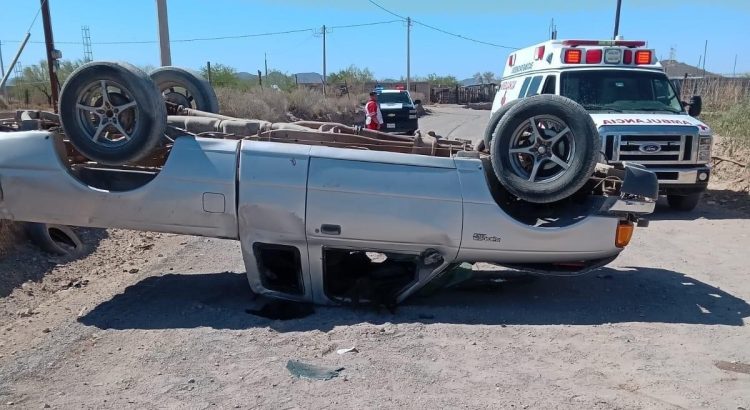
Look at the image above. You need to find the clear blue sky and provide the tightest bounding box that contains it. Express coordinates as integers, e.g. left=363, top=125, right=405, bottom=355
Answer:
left=1, top=0, right=748, bottom=80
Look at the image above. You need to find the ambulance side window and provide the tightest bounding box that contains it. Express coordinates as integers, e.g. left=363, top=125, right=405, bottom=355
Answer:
left=541, top=75, right=557, bottom=94
left=526, top=76, right=543, bottom=97
left=518, top=77, right=532, bottom=98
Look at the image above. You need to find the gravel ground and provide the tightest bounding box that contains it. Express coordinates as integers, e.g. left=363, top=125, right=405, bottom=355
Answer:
left=0, top=106, right=748, bottom=409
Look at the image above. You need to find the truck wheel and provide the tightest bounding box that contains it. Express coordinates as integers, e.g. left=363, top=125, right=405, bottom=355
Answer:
left=59, top=61, right=167, bottom=165
left=667, top=193, right=701, bottom=211
left=150, top=66, right=219, bottom=113
left=489, top=95, right=600, bottom=204
left=482, top=99, right=521, bottom=150
left=25, top=223, right=84, bottom=256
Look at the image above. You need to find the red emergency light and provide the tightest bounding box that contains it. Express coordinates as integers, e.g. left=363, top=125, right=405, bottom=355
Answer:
left=585, top=49, right=603, bottom=64
left=508, top=54, right=516, bottom=66
left=623, top=49, right=633, bottom=64
left=564, top=49, right=582, bottom=64
left=535, top=45, right=545, bottom=60
left=562, top=39, right=647, bottom=48
left=634, top=50, right=653, bottom=65
left=395, top=85, right=405, bottom=90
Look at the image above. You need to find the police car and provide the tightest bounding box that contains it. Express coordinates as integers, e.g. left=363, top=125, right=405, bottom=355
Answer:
left=490, top=39, right=711, bottom=211
left=376, top=86, right=421, bottom=135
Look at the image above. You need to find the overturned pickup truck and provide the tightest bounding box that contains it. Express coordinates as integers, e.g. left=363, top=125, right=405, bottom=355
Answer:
left=0, top=62, right=657, bottom=306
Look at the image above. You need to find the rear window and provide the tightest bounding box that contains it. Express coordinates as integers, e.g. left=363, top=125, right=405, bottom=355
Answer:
left=378, top=92, right=412, bottom=105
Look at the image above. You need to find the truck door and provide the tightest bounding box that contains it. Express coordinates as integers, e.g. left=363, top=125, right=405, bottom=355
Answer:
left=305, top=147, right=463, bottom=304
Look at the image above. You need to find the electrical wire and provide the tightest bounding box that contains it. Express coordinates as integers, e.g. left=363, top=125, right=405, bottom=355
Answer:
left=1, top=20, right=402, bottom=45
left=366, top=0, right=519, bottom=50
left=26, top=0, right=46, bottom=33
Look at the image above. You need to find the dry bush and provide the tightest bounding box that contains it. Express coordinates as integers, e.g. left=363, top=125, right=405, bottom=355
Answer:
left=215, top=87, right=285, bottom=122
left=216, top=86, right=362, bottom=125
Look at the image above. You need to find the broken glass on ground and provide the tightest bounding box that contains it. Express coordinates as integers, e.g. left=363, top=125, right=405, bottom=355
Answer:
left=286, top=360, right=344, bottom=381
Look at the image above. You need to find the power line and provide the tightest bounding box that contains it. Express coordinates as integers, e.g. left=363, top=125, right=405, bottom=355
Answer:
left=366, top=0, right=518, bottom=50
left=329, top=20, right=402, bottom=29
left=26, top=0, right=47, bottom=33
left=0, top=20, right=401, bottom=46
left=366, top=0, right=406, bottom=19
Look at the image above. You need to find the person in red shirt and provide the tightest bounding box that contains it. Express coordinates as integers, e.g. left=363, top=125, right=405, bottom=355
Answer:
left=365, top=91, right=383, bottom=130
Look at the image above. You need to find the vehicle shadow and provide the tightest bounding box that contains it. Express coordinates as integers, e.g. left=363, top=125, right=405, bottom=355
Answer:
left=648, top=190, right=749, bottom=221
left=79, top=266, right=749, bottom=331
left=0, top=227, right=108, bottom=297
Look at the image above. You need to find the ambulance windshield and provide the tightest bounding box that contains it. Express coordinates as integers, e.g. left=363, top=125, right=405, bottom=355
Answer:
left=561, top=70, right=683, bottom=113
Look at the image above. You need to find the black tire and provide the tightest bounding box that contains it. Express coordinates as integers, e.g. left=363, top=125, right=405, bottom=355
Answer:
left=667, top=193, right=701, bottom=211
left=149, top=66, right=219, bottom=113
left=59, top=61, right=167, bottom=165
left=482, top=99, right=521, bottom=149
left=25, top=223, right=84, bottom=256
left=489, top=95, right=600, bottom=204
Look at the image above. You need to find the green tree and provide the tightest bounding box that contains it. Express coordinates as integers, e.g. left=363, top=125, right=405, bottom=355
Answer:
left=328, top=65, right=375, bottom=85
left=265, top=70, right=296, bottom=92
left=482, top=71, right=496, bottom=84
left=14, top=59, right=83, bottom=105
left=201, top=63, right=240, bottom=88
left=472, top=72, right=483, bottom=84
left=424, top=73, right=459, bottom=86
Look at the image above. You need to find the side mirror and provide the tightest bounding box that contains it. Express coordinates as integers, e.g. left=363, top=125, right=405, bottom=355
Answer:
left=413, top=99, right=422, bottom=105
left=688, top=95, right=702, bottom=117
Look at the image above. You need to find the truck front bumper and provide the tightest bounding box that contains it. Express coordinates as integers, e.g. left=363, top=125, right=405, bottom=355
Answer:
left=646, top=165, right=710, bottom=195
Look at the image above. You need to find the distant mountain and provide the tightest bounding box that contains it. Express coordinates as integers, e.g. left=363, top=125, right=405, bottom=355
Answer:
left=294, top=72, right=323, bottom=84
left=237, top=71, right=258, bottom=81
left=660, top=60, right=721, bottom=79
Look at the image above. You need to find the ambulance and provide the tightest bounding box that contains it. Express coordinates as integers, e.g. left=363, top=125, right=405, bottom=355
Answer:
left=491, top=39, right=711, bottom=211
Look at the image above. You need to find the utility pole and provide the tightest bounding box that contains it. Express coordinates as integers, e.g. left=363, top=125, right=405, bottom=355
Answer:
left=322, top=25, right=327, bottom=95
left=264, top=52, right=268, bottom=77
left=406, top=17, right=411, bottom=92
left=0, top=40, right=5, bottom=96
left=733, top=54, right=738, bottom=77
left=41, top=0, right=61, bottom=112
left=702, top=40, right=708, bottom=77
left=156, top=0, right=172, bottom=66
left=613, top=0, right=622, bottom=39
left=206, top=61, right=212, bottom=84
left=0, top=33, right=30, bottom=92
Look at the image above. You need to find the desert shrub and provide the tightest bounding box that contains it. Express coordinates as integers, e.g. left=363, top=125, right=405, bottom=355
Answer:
left=215, top=87, right=284, bottom=122
left=216, top=86, right=362, bottom=124
left=702, top=99, right=750, bottom=154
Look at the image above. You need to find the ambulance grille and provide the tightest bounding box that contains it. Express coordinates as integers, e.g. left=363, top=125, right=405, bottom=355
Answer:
left=603, top=134, right=696, bottom=164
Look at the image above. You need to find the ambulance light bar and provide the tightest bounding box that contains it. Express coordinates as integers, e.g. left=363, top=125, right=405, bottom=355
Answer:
left=563, top=48, right=653, bottom=65
left=562, top=39, right=646, bottom=48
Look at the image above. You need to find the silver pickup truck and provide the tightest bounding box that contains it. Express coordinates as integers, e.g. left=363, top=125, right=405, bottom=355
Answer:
left=0, top=62, right=658, bottom=306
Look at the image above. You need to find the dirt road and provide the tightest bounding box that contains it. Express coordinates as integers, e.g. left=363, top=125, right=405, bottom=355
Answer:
left=420, top=105, right=491, bottom=143
left=1, top=107, right=748, bottom=409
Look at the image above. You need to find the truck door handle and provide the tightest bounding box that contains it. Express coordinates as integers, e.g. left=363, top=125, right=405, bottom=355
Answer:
left=320, top=224, right=341, bottom=235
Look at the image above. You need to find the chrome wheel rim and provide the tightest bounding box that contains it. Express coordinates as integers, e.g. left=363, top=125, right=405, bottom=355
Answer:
left=507, top=115, right=576, bottom=183
left=75, top=80, right=140, bottom=148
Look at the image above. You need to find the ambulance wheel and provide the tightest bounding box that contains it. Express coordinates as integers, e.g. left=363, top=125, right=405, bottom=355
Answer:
left=482, top=99, right=520, bottom=149
left=59, top=61, right=167, bottom=165
left=150, top=66, right=219, bottom=113
left=489, top=95, right=600, bottom=204
left=667, top=193, right=701, bottom=212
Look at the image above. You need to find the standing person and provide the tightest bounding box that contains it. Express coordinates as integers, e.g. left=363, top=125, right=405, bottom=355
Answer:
left=365, top=91, right=383, bottom=130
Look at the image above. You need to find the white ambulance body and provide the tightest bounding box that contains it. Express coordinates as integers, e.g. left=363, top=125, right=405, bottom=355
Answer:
left=492, top=39, right=712, bottom=211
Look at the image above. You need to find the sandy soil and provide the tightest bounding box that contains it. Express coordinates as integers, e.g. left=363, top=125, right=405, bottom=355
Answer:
left=0, top=107, right=748, bottom=409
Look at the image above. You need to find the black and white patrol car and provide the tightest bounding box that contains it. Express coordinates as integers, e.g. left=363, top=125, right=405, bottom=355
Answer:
left=377, top=88, right=421, bottom=135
